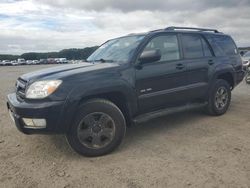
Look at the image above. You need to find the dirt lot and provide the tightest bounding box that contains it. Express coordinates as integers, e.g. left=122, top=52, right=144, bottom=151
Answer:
left=0, top=65, right=250, bottom=188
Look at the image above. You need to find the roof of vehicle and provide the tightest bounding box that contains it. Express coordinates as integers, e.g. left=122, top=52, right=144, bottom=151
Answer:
left=128, top=26, right=226, bottom=37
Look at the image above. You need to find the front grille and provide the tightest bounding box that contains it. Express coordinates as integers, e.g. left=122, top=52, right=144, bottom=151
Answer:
left=16, top=78, right=27, bottom=100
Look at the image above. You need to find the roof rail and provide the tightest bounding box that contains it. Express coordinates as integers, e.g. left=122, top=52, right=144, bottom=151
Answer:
left=165, top=26, right=219, bottom=33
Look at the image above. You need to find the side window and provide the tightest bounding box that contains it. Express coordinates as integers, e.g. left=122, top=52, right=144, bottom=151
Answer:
left=182, top=34, right=203, bottom=59
left=201, top=37, right=213, bottom=57
left=143, top=35, right=180, bottom=62
left=214, top=35, right=238, bottom=55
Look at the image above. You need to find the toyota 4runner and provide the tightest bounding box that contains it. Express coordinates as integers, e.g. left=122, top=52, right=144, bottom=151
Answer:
left=7, top=26, right=245, bottom=156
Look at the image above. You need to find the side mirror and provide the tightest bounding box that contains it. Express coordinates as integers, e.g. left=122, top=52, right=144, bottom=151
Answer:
left=139, top=49, right=161, bottom=64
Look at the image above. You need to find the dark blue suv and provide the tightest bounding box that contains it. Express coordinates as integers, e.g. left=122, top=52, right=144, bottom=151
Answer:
left=7, top=26, right=245, bottom=156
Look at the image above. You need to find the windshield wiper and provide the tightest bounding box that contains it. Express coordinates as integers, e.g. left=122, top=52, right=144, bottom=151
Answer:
left=90, top=59, right=114, bottom=63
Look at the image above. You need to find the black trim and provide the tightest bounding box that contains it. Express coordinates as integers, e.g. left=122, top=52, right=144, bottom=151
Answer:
left=139, top=82, right=207, bottom=99
left=133, top=102, right=207, bottom=123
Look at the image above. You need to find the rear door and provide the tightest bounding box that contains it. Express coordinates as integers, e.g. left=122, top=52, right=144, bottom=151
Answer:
left=135, top=33, right=189, bottom=113
left=180, top=33, right=214, bottom=100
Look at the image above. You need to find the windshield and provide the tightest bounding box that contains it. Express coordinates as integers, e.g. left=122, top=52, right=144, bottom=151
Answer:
left=87, top=35, right=145, bottom=63
left=243, top=51, right=250, bottom=57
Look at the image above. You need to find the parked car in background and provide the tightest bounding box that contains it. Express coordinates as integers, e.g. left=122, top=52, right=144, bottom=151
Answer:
left=55, top=58, right=68, bottom=64
left=18, top=58, right=26, bottom=65
left=240, top=50, right=248, bottom=56
left=32, top=60, right=39, bottom=65
left=242, top=51, right=250, bottom=70
left=47, top=58, right=57, bottom=64
left=11, top=60, right=18, bottom=66
left=26, top=60, right=33, bottom=65
left=1, top=60, right=12, bottom=66
left=0, top=60, right=7, bottom=66
left=39, top=59, right=47, bottom=64
left=245, top=66, right=250, bottom=84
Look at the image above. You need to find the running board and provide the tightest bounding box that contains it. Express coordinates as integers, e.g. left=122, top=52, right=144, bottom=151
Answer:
left=133, top=102, right=207, bottom=124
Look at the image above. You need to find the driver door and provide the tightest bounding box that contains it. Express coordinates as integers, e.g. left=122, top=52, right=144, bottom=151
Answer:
left=135, top=34, right=188, bottom=113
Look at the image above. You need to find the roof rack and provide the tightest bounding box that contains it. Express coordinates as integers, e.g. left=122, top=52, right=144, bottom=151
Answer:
left=165, top=26, right=220, bottom=33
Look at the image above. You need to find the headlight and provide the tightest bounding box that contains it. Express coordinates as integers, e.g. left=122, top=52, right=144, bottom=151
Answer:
left=26, top=80, right=62, bottom=99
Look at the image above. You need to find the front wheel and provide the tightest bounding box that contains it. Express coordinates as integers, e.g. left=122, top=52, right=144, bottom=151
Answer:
left=66, top=99, right=126, bottom=157
left=206, top=79, right=231, bottom=116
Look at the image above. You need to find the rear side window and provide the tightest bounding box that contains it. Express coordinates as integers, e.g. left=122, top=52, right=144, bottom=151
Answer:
left=206, top=35, right=238, bottom=56
left=182, top=34, right=203, bottom=59
left=214, top=35, right=237, bottom=55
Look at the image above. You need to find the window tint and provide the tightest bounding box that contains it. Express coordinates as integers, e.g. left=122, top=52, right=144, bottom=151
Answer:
left=205, top=35, right=238, bottom=56
left=213, top=35, right=238, bottom=55
left=143, top=35, right=180, bottom=62
left=182, top=34, right=203, bottom=59
left=201, top=38, right=212, bottom=57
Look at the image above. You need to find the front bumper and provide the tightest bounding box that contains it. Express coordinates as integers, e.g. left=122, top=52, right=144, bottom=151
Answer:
left=7, top=93, right=66, bottom=134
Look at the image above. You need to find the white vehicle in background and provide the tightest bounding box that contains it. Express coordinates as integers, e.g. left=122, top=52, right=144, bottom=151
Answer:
left=26, top=60, right=33, bottom=65
left=18, top=58, right=26, bottom=65
left=1, top=60, right=12, bottom=66
left=32, top=60, right=39, bottom=65
left=11, top=60, right=18, bottom=66
left=55, top=58, right=68, bottom=64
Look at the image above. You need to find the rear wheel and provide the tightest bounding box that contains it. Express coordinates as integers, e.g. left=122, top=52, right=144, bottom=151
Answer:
left=66, top=99, right=126, bottom=157
left=206, top=79, right=231, bottom=116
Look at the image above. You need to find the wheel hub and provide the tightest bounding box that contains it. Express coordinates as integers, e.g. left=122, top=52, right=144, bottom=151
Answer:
left=77, top=112, right=115, bottom=149
left=92, top=125, right=102, bottom=133
left=215, top=86, right=228, bottom=110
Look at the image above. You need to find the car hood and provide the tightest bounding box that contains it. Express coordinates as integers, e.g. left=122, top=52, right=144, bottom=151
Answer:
left=20, top=62, right=120, bottom=82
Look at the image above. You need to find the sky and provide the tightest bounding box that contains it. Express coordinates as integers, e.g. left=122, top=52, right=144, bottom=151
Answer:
left=0, top=0, right=250, bottom=55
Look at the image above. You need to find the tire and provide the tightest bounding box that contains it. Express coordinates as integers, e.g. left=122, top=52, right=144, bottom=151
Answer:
left=206, top=79, right=231, bottom=116
left=66, top=99, right=126, bottom=157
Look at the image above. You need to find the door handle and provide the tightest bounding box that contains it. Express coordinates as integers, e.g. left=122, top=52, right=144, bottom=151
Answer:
left=208, top=60, right=214, bottom=65
left=176, top=63, right=184, bottom=70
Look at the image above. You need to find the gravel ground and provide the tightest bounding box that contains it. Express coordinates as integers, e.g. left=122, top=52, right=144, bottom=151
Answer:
left=0, top=65, right=250, bottom=188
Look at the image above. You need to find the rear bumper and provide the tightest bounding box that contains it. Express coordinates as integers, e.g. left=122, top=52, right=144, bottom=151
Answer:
left=7, top=93, right=66, bottom=134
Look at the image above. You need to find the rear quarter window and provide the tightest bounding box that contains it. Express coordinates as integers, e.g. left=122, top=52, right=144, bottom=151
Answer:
left=205, top=35, right=238, bottom=56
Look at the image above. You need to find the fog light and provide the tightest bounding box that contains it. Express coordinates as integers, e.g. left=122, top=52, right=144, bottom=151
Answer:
left=22, top=118, right=46, bottom=129
left=22, top=118, right=33, bottom=126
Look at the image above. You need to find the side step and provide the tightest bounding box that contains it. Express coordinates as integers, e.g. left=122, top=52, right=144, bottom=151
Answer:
left=133, top=102, right=207, bottom=124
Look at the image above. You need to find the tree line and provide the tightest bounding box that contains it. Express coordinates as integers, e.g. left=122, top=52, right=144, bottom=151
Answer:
left=0, top=46, right=99, bottom=61
left=1, top=46, right=249, bottom=61
left=238, top=47, right=250, bottom=51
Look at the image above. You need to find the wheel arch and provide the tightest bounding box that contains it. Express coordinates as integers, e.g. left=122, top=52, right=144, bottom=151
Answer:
left=216, top=72, right=234, bottom=89
left=212, top=64, right=235, bottom=90
left=78, top=91, right=135, bottom=127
